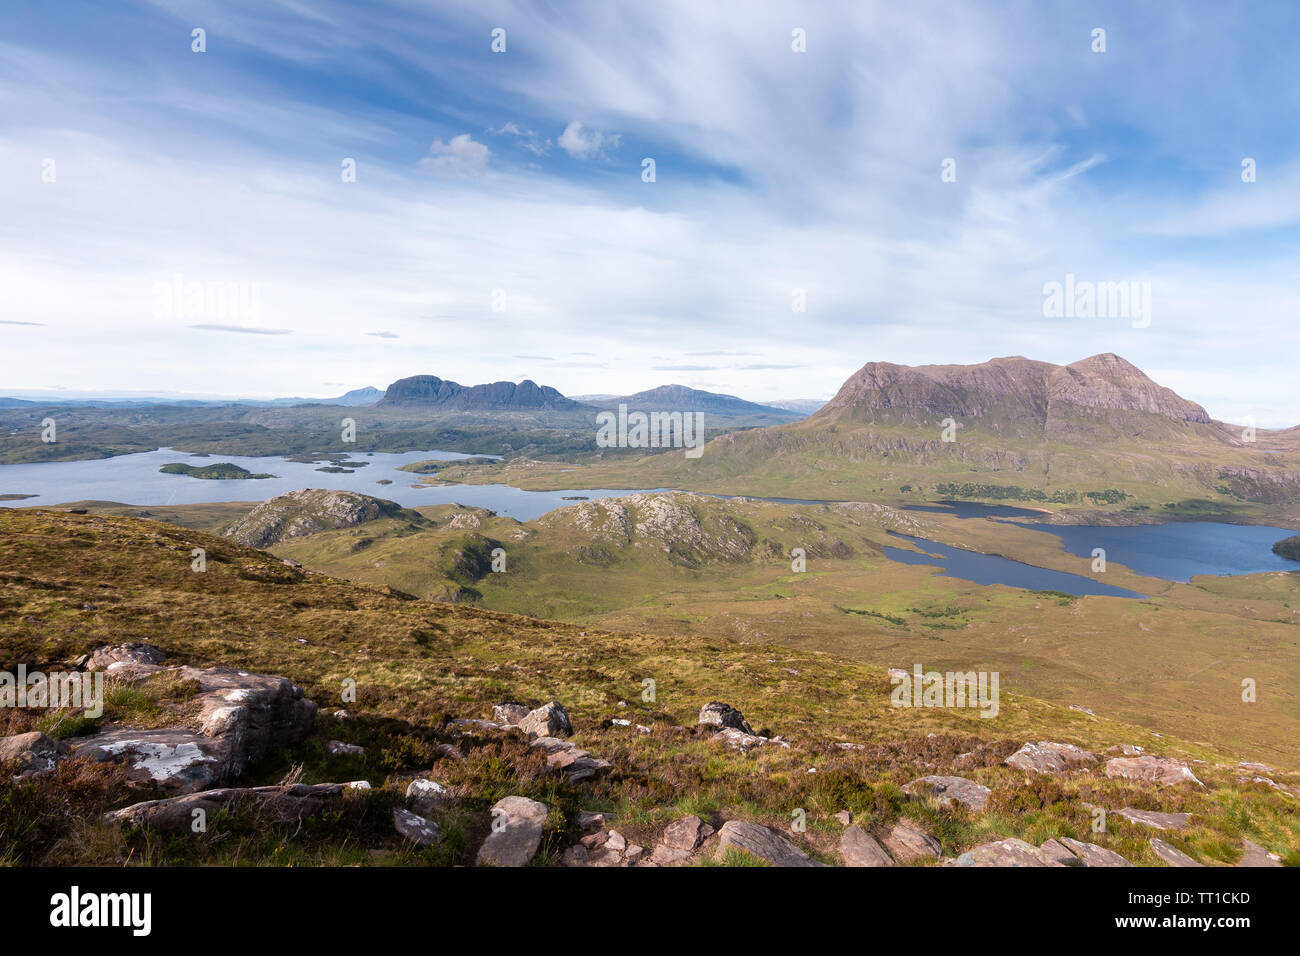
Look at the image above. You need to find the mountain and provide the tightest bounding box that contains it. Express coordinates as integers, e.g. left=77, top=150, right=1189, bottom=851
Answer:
left=222, top=489, right=425, bottom=548
left=766, top=399, right=826, bottom=416
left=322, top=386, right=384, bottom=406
left=565, top=353, right=1300, bottom=514
left=591, top=385, right=802, bottom=423
left=378, top=375, right=582, bottom=411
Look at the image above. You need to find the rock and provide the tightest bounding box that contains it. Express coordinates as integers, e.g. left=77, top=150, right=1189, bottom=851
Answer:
left=841, top=826, right=894, bottom=867
left=105, top=782, right=349, bottom=832
left=84, top=643, right=168, bottom=679
left=73, top=665, right=315, bottom=794
left=346, top=780, right=370, bottom=790
left=1069, top=704, right=1096, bottom=715
left=662, top=815, right=713, bottom=851
left=393, top=808, right=441, bottom=846
left=576, top=810, right=605, bottom=832
left=1059, top=837, right=1133, bottom=867
left=1004, top=741, right=1096, bottom=775
left=1115, top=807, right=1191, bottom=831
left=709, top=726, right=783, bottom=753
left=1150, top=838, right=1202, bottom=867
left=433, top=743, right=464, bottom=761
left=518, top=701, right=572, bottom=739
left=881, top=820, right=942, bottom=863
left=493, top=702, right=530, bottom=726
left=904, top=775, right=991, bottom=811
left=953, top=838, right=1059, bottom=867
left=333, top=709, right=351, bottom=720
left=1038, top=838, right=1080, bottom=866
left=697, top=702, right=754, bottom=735
left=477, top=796, right=549, bottom=867
left=406, top=778, right=453, bottom=814
left=1105, top=755, right=1203, bottom=787
left=528, top=736, right=611, bottom=783
left=1237, top=839, right=1282, bottom=867
left=325, top=740, right=364, bottom=757
left=834, top=810, right=853, bottom=827
left=605, top=830, right=627, bottom=853
left=715, top=820, right=826, bottom=867
left=0, top=731, right=65, bottom=778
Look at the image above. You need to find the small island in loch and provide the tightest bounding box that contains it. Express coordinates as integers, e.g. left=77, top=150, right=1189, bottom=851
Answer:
left=159, top=462, right=276, bottom=480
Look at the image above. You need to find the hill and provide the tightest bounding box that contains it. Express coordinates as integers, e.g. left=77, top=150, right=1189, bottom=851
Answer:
left=378, top=375, right=582, bottom=411
left=590, top=385, right=802, bottom=424
left=0, top=507, right=1295, bottom=867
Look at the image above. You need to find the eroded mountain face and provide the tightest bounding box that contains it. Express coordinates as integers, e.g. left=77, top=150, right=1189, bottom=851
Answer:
left=223, top=489, right=421, bottom=548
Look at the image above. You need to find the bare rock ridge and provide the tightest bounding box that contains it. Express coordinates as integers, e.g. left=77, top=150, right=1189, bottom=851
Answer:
left=378, top=374, right=580, bottom=410
left=223, top=489, right=421, bottom=548
left=816, top=353, right=1212, bottom=427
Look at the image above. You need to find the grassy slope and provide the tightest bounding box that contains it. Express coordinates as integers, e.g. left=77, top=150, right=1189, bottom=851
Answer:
left=2, top=507, right=1297, bottom=866
left=241, top=495, right=1300, bottom=767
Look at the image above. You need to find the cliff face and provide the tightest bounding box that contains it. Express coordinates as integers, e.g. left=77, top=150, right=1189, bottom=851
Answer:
left=379, top=375, right=580, bottom=410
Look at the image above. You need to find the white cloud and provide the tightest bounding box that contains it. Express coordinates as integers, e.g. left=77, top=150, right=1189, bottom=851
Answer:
left=557, top=121, right=620, bottom=160
left=419, top=134, right=490, bottom=175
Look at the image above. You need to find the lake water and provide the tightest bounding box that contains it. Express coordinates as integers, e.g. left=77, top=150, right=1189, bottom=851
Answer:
left=0, top=448, right=666, bottom=522
left=884, top=532, right=1147, bottom=599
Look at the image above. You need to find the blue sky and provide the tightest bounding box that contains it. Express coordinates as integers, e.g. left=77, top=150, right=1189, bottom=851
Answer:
left=2, top=0, right=1299, bottom=424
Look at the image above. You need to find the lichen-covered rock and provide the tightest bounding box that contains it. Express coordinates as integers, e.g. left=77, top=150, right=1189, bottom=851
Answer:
left=697, top=702, right=753, bottom=735
left=393, top=808, right=441, bottom=846
left=493, top=702, right=530, bottom=726
left=841, top=826, right=895, bottom=867
left=477, top=796, right=549, bottom=867
left=1150, top=838, right=1202, bottom=867
left=881, top=820, right=942, bottom=863
left=952, top=838, right=1059, bottom=867
left=81, top=642, right=167, bottom=677
left=528, top=736, right=610, bottom=783
left=1059, top=837, right=1133, bottom=867
left=406, top=778, right=453, bottom=815
left=716, top=821, right=826, bottom=867
left=0, top=731, right=66, bottom=778
left=1004, top=741, right=1096, bottom=775
left=518, top=701, right=572, bottom=739
left=104, top=782, right=349, bottom=832
left=1115, top=807, right=1191, bottom=830
left=904, top=775, right=991, bottom=811
left=1105, top=755, right=1203, bottom=787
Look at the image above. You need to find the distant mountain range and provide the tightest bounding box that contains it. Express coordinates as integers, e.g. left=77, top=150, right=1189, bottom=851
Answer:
left=0, top=386, right=384, bottom=408
left=585, top=385, right=804, bottom=422
left=377, top=375, right=580, bottom=410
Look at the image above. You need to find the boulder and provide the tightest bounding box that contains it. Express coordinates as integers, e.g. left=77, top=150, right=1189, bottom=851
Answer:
left=82, top=643, right=167, bottom=677
left=104, top=782, right=349, bottom=832
left=0, top=731, right=65, bottom=778
left=652, top=815, right=714, bottom=865
left=477, top=796, right=549, bottom=867
left=904, top=775, right=991, bottom=811
left=393, top=808, right=441, bottom=846
left=1059, top=837, right=1133, bottom=867
left=518, top=701, right=572, bottom=739
left=881, top=820, right=942, bottom=863
left=405, top=778, right=453, bottom=814
left=1105, top=755, right=1203, bottom=787
left=841, top=826, right=894, bottom=867
left=493, top=702, right=530, bottom=726
left=73, top=664, right=316, bottom=793
left=1004, top=741, right=1097, bottom=775
left=697, top=702, right=753, bottom=735
left=528, top=736, right=611, bottom=783
left=1150, top=838, right=1202, bottom=867
left=716, top=820, right=826, bottom=867
left=953, top=838, right=1059, bottom=867
left=833, top=810, right=853, bottom=827
left=325, top=740, right=364, bottom=757
left=1115, top=807, right=1191, bottom=831
left=710, top=726, right=787, bottom=753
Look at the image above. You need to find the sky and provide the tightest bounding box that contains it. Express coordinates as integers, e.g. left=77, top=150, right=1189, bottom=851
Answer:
left=1, top=1, right=1298, bottom=425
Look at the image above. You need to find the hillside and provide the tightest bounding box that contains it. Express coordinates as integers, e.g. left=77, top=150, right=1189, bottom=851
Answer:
left=1, top=507, right=1295, bottom=868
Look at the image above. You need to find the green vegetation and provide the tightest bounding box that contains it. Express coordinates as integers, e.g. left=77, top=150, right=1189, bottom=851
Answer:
left=1274, top=536, right=1300, bottom=561
left=1, top=507, right=1297, bottom=868
left=159, top=462, right=275, bottom=480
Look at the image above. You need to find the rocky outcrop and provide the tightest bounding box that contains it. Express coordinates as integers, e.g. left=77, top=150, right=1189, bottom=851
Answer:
left=74, top=664, right=316, bottom=793
left=1038, top=838, right=1080, bottom=866
left=652, top=815, right=714, bottom=864
left=564, top=829, right=646, bottom=867
left=1237, top=839, right=1282, bottom=867
left=518, top=701, right=572, bottom=739
left=698, top=702, right=753, bottom=734
left=841, top=826, right=895, bottom=867
left=223, top=489, right=420, bottom=548
left=528, top=736, right=611, bottom=783
left=79, top=642, right=167, bottom=677
left=1059, top=837, right=1133, bottom=867
left=1004, top=741, right=1097, bottom=775
left=953, top=838, right=1058, bottom=867
left=105, top=782, right=350, bottom=832
left=1115, top=807, right=1191, bottom=830
left=715, top=821, right=826, bottom=867
left=477, top=796, right=549, bottom=867
left=710, top=727, right=789, bottom=753
left=904, top=775, right=991, bottom=811
left=1150, top=839, right=1202, bottom=867
left=0, top=731, right=65, bottom=778
left=881, top=820, right=942, bottom=863
left=1105, top=755, right=1203, bottom=787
